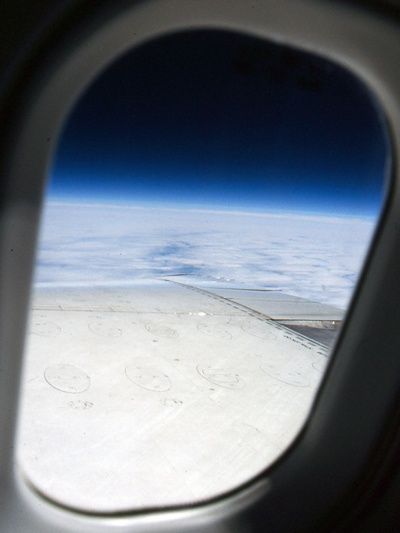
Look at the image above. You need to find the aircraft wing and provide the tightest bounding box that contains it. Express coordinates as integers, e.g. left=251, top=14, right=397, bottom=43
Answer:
left=164, top=277, right=343, bottom=348
left=18, top=279, right=343, bottom=512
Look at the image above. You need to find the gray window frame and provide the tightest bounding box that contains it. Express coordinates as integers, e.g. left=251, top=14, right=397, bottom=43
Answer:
left=0, top=1, right=399, bottom=531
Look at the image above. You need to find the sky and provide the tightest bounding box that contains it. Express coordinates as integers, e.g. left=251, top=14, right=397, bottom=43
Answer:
left=49, top=29, right=388, bottom=216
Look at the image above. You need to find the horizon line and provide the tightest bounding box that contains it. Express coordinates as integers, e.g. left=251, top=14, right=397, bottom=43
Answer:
left=45, top=197, right=377, bottom=223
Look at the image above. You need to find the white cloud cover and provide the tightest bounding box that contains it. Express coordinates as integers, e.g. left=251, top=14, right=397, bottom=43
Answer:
left=34, top=202, right=378, bottom=309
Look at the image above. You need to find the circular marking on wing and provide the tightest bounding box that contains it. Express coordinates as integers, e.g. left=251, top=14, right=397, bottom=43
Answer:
left=312, top=358, right=327, bottom=373
left=241, top=320, right=274, bottom=340
left=197, top=365, right=244, bottom=389
left=197, top=323, right=232, bottom=339
left=88, top=320, right=123, bottom=338
left=31, top=320, right=61, bottom=337
left=144, top=323, right=177, bottom=338
left=125, top=365, right=171, bottom=392
left=260, top=362, right=309, bottom=387
left=44, top=364, right=90, bottom=393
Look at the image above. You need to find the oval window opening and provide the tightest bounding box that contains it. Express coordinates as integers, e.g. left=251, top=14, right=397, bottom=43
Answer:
left=18, top=29, right=389, bottom=512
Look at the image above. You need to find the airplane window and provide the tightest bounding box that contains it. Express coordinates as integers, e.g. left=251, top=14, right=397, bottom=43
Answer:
left=17, top=30, right=388, bottom=512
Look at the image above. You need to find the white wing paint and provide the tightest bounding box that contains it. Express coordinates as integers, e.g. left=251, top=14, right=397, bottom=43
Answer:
left=17, top=279, right=343, bottom=512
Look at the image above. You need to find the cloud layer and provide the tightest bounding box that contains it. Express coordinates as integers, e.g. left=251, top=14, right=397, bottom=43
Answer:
left=34, top=202, right=377, bottom=309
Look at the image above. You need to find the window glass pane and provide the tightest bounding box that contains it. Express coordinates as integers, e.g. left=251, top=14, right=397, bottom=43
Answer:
left=18, top=30, right=388, bottom=512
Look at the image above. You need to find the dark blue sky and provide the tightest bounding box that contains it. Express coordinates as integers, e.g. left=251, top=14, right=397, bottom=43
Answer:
left=50, top=30, right=389, bottom=216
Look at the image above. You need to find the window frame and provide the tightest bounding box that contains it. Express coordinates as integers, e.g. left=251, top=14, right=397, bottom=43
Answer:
left=0, top=0, right=399, bottom=531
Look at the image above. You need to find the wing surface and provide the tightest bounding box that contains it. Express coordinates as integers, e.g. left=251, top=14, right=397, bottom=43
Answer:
left=18, top=279, right=340, bottom=511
